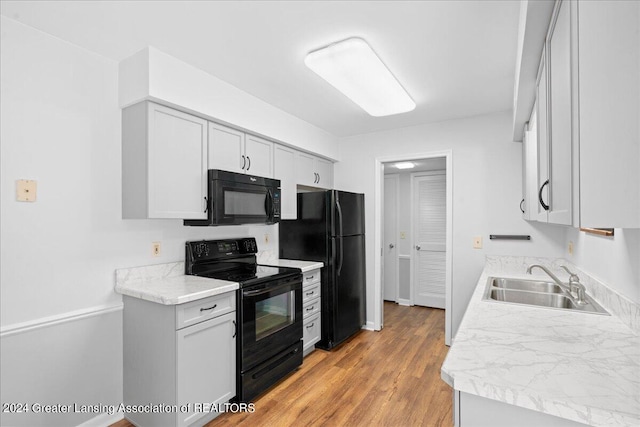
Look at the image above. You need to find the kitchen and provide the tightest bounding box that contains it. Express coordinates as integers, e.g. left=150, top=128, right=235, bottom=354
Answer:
left=1, top=1, right=638, bottom=427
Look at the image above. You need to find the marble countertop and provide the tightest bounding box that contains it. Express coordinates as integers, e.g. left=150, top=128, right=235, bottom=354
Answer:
left=441, top=256, right=640, bottom=426
left=260, top=259, right=324, bottom=273
left=115, top=262, right=238, bottom=305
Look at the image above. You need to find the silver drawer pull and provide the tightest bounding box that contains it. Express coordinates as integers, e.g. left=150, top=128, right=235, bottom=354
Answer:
left=200, top=304, right=217, bottom=312
left=306, top=306, right=315, bottom=312
left=305, top=291, right=315, bottom=296
left=306, top=323, right=315, bottom=329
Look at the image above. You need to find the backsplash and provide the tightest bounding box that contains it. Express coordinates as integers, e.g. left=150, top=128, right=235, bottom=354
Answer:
left=486, top=256, right=640, bottom=334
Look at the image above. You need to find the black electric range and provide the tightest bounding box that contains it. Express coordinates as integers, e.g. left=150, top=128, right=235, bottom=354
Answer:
left=185, top=238, right=303, bottom=403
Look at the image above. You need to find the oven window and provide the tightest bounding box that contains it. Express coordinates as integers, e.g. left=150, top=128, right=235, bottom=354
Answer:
left=224, top=191, right=267, bottom=216
left=255, top=291, right=294, bottom=340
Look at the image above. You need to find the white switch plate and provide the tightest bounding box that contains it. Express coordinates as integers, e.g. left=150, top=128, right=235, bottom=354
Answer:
left=473, top=236, right=483, bottom=249
left=152, top=242, right=161, bottom=257
left=400, top=232, right=406, bottom=239
left=16, top=179, right=37, bottom=202
left=568, top=241, right=574, bottom=255
left=264, top=234, right=270, bottom=244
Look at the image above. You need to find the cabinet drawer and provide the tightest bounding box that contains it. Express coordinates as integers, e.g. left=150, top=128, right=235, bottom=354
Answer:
left=302, top=269, right=321, bottom=286
left=302, top=282, right=321, bottom=304
left=303, top=296, right=321, bottom=320
left=176, top=292, right=236, bottom=330
left=303, top=313, right=321, bottom=349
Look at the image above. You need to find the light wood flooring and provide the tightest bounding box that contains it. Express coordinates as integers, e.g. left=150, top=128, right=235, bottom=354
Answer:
left=112, top=302, right=452, bottom=427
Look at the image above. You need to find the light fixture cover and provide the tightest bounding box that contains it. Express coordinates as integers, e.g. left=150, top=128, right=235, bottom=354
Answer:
left=305, top=37, right=416, bottom=117
left=394, top=162, right=415, bottom=170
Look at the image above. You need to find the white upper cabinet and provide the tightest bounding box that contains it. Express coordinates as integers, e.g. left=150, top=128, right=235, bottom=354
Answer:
left=208, top=123, right=274, bottom=178
left=524, top=0, right=639, bottom=228
left=273, top=145, right=297, bottom=220
left=295, top=151, right=334, bottom=189
left=207, top=122, right=245, bottom=174
left=122, top=102, right=208, bottom=219
left=547, top=0, right=572, bottom=225
left=244, top=134, right=274, bottom=178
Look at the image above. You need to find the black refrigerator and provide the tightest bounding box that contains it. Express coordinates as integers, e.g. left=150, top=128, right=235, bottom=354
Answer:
left=279, top=190, right=366, bottom=350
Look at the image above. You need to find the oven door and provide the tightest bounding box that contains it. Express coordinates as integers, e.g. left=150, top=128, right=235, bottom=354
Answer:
left=240, top=275, right=302, bottom=371
left=212, top=180, right=276, bottom=225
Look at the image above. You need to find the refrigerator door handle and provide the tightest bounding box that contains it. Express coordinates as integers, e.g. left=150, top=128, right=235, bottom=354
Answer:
left=336, top=196, right=344, bottom=276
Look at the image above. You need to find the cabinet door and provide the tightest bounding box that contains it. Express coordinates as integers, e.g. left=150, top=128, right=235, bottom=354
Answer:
left=547, top=0, right=573, bottom=225
left=274, top=145, right=297, bottom=219
left=295, top=152, right=316, bottom=186
left=536, top=53, right=550, bottom=222
left=148, top=103, right=207, bottom=219
left=208, top=122, right=245, bottom=174
left=244, top=135, right=274, bottom=178
left=176, top=312, right=236, bottom=427
left=523, top=107, right=539, bottom=222
left=315, top=158, right=334, bottom=189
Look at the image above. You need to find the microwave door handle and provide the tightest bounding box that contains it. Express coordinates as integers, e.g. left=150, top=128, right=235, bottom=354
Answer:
left=267, top=189, right=274, bottom=220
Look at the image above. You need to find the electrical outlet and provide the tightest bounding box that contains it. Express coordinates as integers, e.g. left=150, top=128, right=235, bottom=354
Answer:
left=568, top=241, right=574, bottom=255
left=16, top=179, right=37, bottom=202
left=400, top=232, right=406, bottom=239
left=473, top=236, right=483, bottom=249
left=152, top=242, right=161, bottom=257
left=264, top=234, right=270, bottom=244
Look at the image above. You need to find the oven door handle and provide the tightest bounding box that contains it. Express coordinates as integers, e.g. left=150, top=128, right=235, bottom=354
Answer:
left=243, top=281, right=296, bottom=297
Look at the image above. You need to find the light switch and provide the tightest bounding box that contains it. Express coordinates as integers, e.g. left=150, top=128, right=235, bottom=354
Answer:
left=16, top=179, right=37, bottom=202
left=152, top=242, right=161, bottom=257
left=473, top=236, right=483, bottom=249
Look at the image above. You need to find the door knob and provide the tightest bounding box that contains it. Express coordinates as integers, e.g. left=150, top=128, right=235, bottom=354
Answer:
left=389, top=243, right=395, bottom=249
left=416, top=245, right=421, bottom=250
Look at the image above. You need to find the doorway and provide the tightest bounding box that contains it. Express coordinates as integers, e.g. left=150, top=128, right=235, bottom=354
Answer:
left=376, top=151, right=453, bottom=345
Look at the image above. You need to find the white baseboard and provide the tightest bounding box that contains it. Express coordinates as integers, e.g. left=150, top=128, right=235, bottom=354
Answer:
left=362, top=321, right=376, bottom=331
left=76, top=412, right=124, bottom=427
left=397, top=298, right=412, bottom=306
left=1, top=303, right=123, bottom=338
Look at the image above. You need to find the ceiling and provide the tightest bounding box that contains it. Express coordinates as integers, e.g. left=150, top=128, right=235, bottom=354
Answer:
left=0, top=1, right=520, bottom=137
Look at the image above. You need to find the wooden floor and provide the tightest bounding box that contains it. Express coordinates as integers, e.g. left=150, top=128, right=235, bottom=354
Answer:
left=113, top=302, right=452, bottom=427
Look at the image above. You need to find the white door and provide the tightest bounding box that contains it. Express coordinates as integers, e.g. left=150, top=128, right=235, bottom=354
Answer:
left=383, top=175, right=399, bottom=302
left=413, top=173, right=446, bottom=309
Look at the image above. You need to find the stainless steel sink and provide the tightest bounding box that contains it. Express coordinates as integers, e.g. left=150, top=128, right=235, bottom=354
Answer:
left=483, top=277, right=609, bottom=315
left=490, top=277, right=564, bottom=294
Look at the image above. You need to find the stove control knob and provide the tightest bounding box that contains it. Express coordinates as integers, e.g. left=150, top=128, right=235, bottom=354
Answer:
left=194, top=244, right=203, bottom=256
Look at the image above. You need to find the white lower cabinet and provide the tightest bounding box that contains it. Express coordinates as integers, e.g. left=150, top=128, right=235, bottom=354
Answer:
left=124, top=293, right=236, bottom=427
left=454, top=392, right=587, bottom=427
left=302, top=269, right=322, bottom=356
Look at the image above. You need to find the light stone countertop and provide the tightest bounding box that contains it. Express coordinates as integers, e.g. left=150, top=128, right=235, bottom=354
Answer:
left=441, top=256, right=640, bottom=426
left=260, top=259, right=324, bottom=273
left=115, top=261, right=238, bottom=305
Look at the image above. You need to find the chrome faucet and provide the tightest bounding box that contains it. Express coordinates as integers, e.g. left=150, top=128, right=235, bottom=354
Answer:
left=526, top=264, right=588, bottom=305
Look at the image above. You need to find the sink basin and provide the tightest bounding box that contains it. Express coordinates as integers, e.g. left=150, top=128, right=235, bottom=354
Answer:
left=490, top=277, right=564, bottom=293
left=483, top=277, right=609, bottom=315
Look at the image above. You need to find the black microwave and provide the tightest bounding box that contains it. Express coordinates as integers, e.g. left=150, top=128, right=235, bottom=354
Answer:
left=184, top=170, right=281, bottom=226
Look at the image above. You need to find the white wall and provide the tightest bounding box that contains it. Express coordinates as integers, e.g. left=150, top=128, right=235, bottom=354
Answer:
left=0, top=17, right=277, bottom=426
left=564, top=228, right=640, bottom=304
left=335, top=111, right=567, bottom=336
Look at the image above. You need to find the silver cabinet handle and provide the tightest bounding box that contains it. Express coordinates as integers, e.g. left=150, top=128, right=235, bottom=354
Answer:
left=416, top=245, right=421, bottom=250
left=389, top=243, right=395, bottom=249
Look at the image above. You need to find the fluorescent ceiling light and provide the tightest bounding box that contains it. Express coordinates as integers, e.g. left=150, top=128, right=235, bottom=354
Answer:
left=394, top=162, right=415, bottom=170
left=305, top=37, right=416, bottom=117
